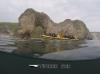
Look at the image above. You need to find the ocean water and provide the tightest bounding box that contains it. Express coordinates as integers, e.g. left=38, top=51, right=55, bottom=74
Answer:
left=0, top=35, right=100, bottom=61
left=41, top=40, right=100, bottom=60
left=0, top=35, right=17, bottom=52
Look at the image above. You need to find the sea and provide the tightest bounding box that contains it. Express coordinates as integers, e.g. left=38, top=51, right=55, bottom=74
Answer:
left=0, top=34, right=100, bottom=61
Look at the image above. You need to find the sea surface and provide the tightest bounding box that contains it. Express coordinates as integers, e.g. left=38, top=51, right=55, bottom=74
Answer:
left=0, top=34, right=100, bottom=61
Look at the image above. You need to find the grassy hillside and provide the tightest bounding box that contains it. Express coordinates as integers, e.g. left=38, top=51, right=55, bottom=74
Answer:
left=0, top=22, right=18, bottom=34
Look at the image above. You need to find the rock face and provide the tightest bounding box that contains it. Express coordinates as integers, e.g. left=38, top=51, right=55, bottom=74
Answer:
left=72, top=20, right=92, bottom=39
left=17, top=8, right=53, bottom=39
left=17, top=8, right=92, bottom=40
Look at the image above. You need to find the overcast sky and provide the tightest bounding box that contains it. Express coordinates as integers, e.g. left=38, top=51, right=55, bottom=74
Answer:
left=0, top=0, right=100, bottom=32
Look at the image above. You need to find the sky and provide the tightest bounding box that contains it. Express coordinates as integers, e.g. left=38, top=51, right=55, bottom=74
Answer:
left=0, top=0, right=100, bottom=32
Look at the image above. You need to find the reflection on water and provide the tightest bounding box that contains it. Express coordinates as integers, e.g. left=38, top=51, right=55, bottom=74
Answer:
left=1, top=35, right=100, bottom=60
left=13, top=39, right=85, bottom=57
left=0, top=35, right=17, bottom=52
left=41, top=40, right=100, bottom=60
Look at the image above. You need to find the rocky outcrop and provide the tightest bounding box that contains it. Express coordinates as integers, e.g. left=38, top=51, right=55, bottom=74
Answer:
left=72, top=20, right=92, bottom=39
left=17, top=8, right=53, bottom=39
left=17, top=8, right=92, bottom=40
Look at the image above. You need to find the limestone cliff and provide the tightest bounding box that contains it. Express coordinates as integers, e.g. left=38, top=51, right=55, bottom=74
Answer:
left=17, top=8, right=92, bottom=40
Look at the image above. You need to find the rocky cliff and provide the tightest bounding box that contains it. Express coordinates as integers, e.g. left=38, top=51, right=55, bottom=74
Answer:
left=17, top=8, right=92, bottom=40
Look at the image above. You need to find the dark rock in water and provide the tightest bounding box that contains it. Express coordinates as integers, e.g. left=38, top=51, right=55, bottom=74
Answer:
left=17, top=8, right=92, bottom=40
